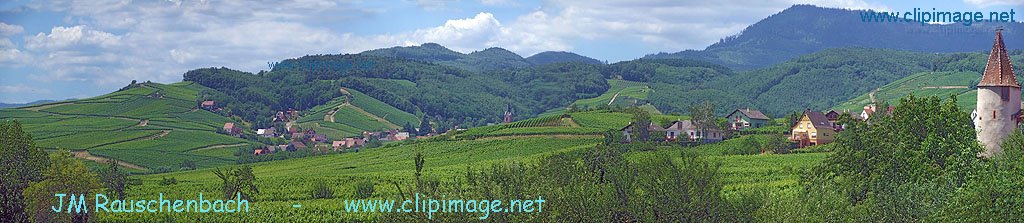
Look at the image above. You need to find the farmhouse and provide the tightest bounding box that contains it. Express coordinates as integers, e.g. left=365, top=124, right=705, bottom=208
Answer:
left=825, top=110, right=846, bottom=131
left=664, top=120, right=724, bottom=143
left=725, top=108, right=770, bottom=130
left=860, top=104, right=894, bottom=120
left=201, top=100, right=216, bottom=110
left=222, top=122, right=241, bottom=136
left=332, top=138, right=366, bottom=151
left=287, top=141, right=307, bottom=151
left=256, top=127, right=276, bottom=137
left=973, top=29, right=1021, bottom=157
left=253, top=148, right=270, bottom=155
left=620, top=121, right=666, bottom=143
left=790, top=110, right=835, bottom=147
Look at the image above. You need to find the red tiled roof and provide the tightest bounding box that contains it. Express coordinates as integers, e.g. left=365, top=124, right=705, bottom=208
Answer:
left=978, top=30, right=1019, bottom=88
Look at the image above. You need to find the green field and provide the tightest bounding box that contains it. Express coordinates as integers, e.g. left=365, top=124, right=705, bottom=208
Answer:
left=104, top=116, right=825, bottom=222
left=296, top=87, right=418, bottom=138
left=0, top=82, right=253, bottom=170
left=833, top=71, right=983, bottom=112
left=109, top=135, right=607, bottom=221
left=571, top=79, right=652, bottom=109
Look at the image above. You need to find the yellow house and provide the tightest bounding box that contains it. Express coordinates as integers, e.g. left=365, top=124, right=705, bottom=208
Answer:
left=790, top=110, right=835, bottom=147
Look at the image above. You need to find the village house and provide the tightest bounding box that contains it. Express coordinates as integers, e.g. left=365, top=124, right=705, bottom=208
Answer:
left=860, top=104, right=895, bottom=120
left=201, top=100, right=216, bottom=110
left=311, top=134, right=329, bottom=143
left=725, top=108, right=770, bottom=130
left=291, top=132, right=306, bottom=140
left=222, top=122, right=241, bottom=136
left=619, top=121, right=667, bottom=143
left=256, top=127, right=276, bottom=137
left=287, top=141, right=307, bottom=151
left=790, top=110, right=835, bottom=147
left=253, top=148, right=270, bottom=155
left=332, top=138, right=366, bottom=151
left=665, top=120, right=724, bottom=143
left=825, top=110, right=846, bottom=131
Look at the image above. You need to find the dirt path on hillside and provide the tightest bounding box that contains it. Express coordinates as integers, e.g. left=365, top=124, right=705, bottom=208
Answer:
left=190, top=143, right=250, bottom=152
left=22, top=102, right=73, bottom=111
left=72, top=150, right=148, bottom=171
left=562, top=117, right=581, bottom=127
left=140, top=130, right=170, bottom=140
left=608, top=92, right=621, bottom=105
left=344, top=104, right=400, bottom=128
left=868, top=88, right=878, bottom=103
left=922, top=86, right=968, bottom=89
left=325, top=103, right=349, bottom=123
left=477, top=134, right=603, bottom=141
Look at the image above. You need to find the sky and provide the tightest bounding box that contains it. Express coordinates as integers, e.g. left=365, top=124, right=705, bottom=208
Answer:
left=0, top=0, right=1021, bottom=104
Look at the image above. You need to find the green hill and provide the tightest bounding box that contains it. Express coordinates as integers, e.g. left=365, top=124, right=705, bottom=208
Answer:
left=571, top=79, right=652, bottom=109
left=295, top=87, right=420, bottom=139
left=0, top=82, right=258, bottom=171
left=833, top=71, right=980, bottom=112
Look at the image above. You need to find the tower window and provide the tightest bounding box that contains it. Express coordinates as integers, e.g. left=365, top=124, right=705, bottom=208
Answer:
left=1002, top=88, right=1010, bottom=101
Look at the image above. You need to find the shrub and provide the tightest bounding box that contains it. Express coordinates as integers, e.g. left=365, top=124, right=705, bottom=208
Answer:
left=353, top=181, right=374, bottom=199
left=159, top=177, right=178, bottom=186
left=310, top=182, right=334, bottom=199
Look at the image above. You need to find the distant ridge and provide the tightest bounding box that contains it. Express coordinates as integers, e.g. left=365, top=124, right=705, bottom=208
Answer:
left=646, top=4, right=1024, bottom=70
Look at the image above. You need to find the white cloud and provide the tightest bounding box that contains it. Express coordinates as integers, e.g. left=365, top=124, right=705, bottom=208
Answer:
left=0, top=23, right=25, bottom=36
left=6, top=0, right=895, bottom=102
left=25, top=25, right=121, bottom=50
left=963, top=0, right=1024, bottom=8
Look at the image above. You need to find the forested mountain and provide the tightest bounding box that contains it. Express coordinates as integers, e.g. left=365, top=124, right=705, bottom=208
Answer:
left=646, top=4, right=1024, bottom=70
left=180, top=5, right=1024, bottom=129
left=185, top=53, right=608, bottom=129
left=526, top=51, right=604, bottom=65
left=596, top=48, right=1023, bottom=117
left=361, top=43, right=604, bottom=71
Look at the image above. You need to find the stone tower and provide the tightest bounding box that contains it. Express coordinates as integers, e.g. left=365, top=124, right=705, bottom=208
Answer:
left=975, top=29, right=1021, bottom=157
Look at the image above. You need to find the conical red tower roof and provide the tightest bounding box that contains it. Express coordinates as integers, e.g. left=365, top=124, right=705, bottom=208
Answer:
left=978, top=29, right=1019, bottom=88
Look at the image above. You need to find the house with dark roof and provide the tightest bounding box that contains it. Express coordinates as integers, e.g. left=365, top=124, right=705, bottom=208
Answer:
left=287, top=141, right=307, bottom=151
left=790, top=110, right=835, bottom=147
left=725, top=108, right=770, bottom=130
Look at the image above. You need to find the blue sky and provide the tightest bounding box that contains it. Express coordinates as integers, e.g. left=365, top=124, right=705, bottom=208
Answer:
left=0, top=0, right=1020, bottom=104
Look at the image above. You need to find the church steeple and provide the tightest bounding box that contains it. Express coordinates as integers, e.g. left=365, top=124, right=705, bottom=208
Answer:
left=503, top=104, right=513, bottom=123
left=978, top=28, right=1019, bottom=88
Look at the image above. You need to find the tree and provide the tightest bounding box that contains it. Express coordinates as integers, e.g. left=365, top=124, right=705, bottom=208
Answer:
left=97, top=160, right=130, bottom=199
left=1, top=120, right=49, bottom=223
left=418, top=117, right=432, bottom=136
left=803, top=95, right=982, bottom=221
left=212, top=165, right=259, bottom=201
left=403, top=122, right=417, bottom=136
left=628, top=107, right=652, bottom=142
left=22, top=151, right=101, bottom=223
left=689, top=101, right=716, bottom=143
